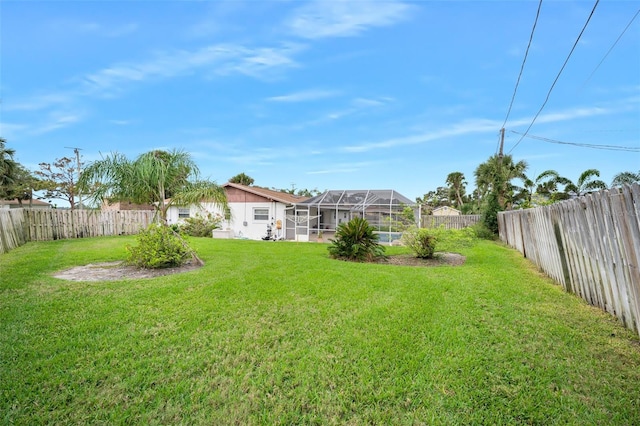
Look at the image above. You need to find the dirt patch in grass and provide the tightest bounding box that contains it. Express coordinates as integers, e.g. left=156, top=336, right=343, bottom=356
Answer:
left=376, top=252, right=466, bottom=267
left=53, top=261, right=203, bottom=282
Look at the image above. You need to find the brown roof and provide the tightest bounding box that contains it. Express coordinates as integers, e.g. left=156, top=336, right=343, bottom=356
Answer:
left=223, top=183, right=308, bottom=204
left=0, top=198, right=52, bottom=207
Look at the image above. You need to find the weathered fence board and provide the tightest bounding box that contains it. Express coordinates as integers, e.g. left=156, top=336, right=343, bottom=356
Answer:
left=0, top=209, right=156, bottom=254
left=0, top=209, right=28, bottom=254
left=421, top=214, right=480, bottom=229
left=499, top=184, right=640, bottom=337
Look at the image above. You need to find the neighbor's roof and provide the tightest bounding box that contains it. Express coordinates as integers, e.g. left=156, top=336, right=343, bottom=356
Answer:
left=0, top=198, right=52, bottom=207
left=295, top=189, right=415, bottom=208
left=223, top=182, right=309, bottom=204
left=433, top=206, right=461, bottom=213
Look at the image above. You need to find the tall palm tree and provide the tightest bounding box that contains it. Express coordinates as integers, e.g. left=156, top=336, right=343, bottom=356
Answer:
left=79, top=149, right=228, bottom=223
left=445, top=171, right=466, bottom=208
left=611, top=170, right=640, bottom=187
left=474, top=154, right=528, bottom=209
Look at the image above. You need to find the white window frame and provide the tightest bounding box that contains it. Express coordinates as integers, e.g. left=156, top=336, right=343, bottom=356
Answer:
left=178, top=208, right=190, bottom=219
left=253, top=208, right=269, bottom=221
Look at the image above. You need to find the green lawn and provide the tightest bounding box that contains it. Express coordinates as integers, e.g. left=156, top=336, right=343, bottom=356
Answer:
left=1, top=237, right=639, bottom=424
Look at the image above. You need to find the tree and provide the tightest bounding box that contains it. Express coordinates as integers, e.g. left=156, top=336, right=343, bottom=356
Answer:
left=294, top=188, right=322, bottom=197
left=79, top=149, right=228, bottom=224
left=559, top=169, right=607, bottom=198
left=0, top=138, right=18, bottom=197
left=611, top=170, right=640, bottom=187
left=272, top=186, right=322, bottom=197
left=229, top=172, right=254, bottom=186
left=517, top=169, right=568, bottom=208
left=34, top=157, right=83, bottom=209
left=445, top=172, right=466, bottom=209
left=416, top=186, right=450, bottom=215
left=7, top=164, right=42, bottom=206
left=474, top=154, right=528, bottom=210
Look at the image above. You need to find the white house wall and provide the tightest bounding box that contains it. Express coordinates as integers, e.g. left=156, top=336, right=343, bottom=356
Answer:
left=167, top=201, right=290, bottom=240
left=224, top=201, right=289, bottom=240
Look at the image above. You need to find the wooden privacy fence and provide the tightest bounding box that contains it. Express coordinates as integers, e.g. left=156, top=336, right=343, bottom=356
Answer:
left=422, top=215, right=480, bottom=229
left=498, top=184, right=640, bottom=337
left=0, top=208, right=156, bottom=254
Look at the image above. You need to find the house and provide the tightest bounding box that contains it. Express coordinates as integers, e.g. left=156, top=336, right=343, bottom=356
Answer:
left=292, top=189, right=418, bottom=242
left=101, top=201, right=155, bottom=212
left=432, top=206, right=461, bottom=216
left=166, top=183, right=307, bottom=240
left=0, top=199, right=52, bottom=209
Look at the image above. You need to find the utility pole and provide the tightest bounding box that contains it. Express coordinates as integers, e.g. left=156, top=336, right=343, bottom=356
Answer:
left=498, top=128, right=505, bottom=162
left=65, top=147, right=83, bottom=210
left=497, top=128, right=505, bottom=210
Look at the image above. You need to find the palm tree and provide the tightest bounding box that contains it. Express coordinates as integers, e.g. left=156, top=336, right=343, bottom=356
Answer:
left=79, top=149, right=228, bottom=223
left=0, top=138, right=18, bottom=197
left=474, top=154, right=528, bottom=209
left=229, top=172, right=254, bottom=186
left=445, top=172, right=466, bottom=209
left=559, top=169, right=607, bottom=198
left=523, top=169, right=571, bottom=205
left=611, top=170, right=640, bottom=187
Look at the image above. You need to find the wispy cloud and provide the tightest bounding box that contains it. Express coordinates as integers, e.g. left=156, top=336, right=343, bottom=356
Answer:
left=267, top=89, right=340, bottom=103
left=82, top=43, right=303, bottom=95
left=509, top=106, right=611, bottom=127
left=286, top=0, right=413, bottom=39
left=8, top=37, right=305, bottom=139
left=343, top=119, right=499, bottom=153
left=4, top=93, right=73, bottom=112
left=320, top=96, right=391, bottom=122
left=214, top=44, right=304, bottom=80
left=31, top=112, right=84, bottom=135
left=0, top=122, right=28, bottom=139
left=343, top=105, right=618, bottom=153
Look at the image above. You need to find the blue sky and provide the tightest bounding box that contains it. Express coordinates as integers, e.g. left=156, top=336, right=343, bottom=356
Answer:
left=2, top=0, right=639, bottom=206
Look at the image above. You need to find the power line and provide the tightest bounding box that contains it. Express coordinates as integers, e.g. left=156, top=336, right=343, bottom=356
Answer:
left=510, top=130, right=640, bottom=152
left=508, top=0, right=601, bottom=154
left=501, top=0, right=543, bottom=129
left=582, top=8, right=640, bottom=88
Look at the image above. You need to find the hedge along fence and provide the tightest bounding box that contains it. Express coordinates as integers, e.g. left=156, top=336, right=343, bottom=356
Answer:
left=0, top=208, right=156, bottom=254
left=498, top=183, right=640, bottom=337
left=421, top=215, right=481, bottom=229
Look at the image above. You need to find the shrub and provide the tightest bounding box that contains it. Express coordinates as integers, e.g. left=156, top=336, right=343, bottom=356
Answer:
left=480, top=191, right=501, bottom=235
left=435, top=226, right=478, bottom=251
left=402, top=226, right=439, bottom=259
left=179, top=212, right=222, bottom=237
left=328, top=217, right=386, bottom=262
left=126, top=223, right=191, bottom=269
left=470, top=222, right=497, bottom=240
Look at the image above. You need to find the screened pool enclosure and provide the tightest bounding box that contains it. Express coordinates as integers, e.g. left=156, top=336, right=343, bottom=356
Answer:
left=289, top=190, right=420, bottom=242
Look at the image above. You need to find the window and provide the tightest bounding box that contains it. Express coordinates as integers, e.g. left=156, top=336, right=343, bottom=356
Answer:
left=254, top=208, right=269, bottom=221
left=178, top=208, right=190, bottom=219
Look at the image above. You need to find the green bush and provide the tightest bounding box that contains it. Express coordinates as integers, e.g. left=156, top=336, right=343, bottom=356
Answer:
left=126, top=223, right=191, bottom=269
left=470, top=222, right=497, bottom=240
left=179, top=212, right=222, bottom=237
left=480, top=191, right=501, bottom=235
left=328, top=217, right=386, bottom=262
left=401, top=226, right=439, bottom=259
